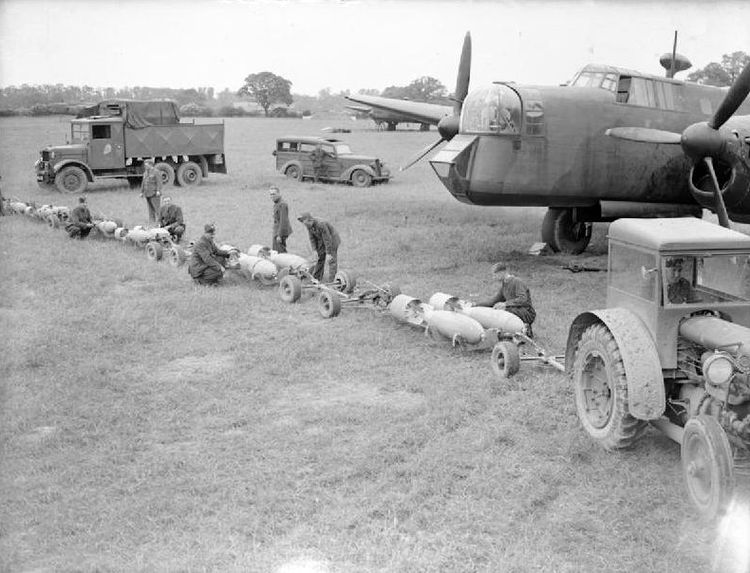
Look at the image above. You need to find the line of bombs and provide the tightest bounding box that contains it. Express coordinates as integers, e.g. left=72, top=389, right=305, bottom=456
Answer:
left=6, top=197, right=565, bottom=378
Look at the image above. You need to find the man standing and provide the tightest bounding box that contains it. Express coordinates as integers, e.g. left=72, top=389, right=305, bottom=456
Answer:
left=188, top=223, right=230, bottom=285
left=475, top=261, right=537, bottom=337
left=298, top=212, right=340, bottom=282
left=158, top=196, right=186, bottom=243
left=140, top=159, right=162, bottom=223
left=270, top=185, right=292, bottom=253
left=310, top=144, right=326, bottom=182
left=65, top=196, right=95, bottom=239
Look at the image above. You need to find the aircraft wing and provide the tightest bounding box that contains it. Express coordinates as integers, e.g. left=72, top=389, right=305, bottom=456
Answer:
left=345, top=94, right=453, bottom=126
left=345, top=104, right=373, bottom=113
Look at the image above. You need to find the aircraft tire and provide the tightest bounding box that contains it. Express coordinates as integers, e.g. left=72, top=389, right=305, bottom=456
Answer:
left=542, top=208, right=592, bottom=255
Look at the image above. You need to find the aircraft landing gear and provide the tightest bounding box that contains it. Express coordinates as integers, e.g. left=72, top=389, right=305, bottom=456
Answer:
left=542, top=208, right=593, bottom=254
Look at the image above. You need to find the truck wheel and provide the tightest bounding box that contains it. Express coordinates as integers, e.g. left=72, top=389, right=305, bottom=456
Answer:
left=571, top=323, right=645, bottom=449
left=285, top=164, right=303, bottom=181
left=176, top=162, right=202, bottom=187
left=154, top=162, right=175, bottom=186
left=541, top=208, right=592, bottom=254
left=490, top=341, right=521, bottom=379
left=146, top=241, right=163, bottom=262
left=279, top=275, right=303, bottom=303
left=318, top=291, right=342, bottom=318
left=351, top=169, right=372, bottom=188
left=681, top=415, right=735, bottom=519
left=54, top=166, right=87, bottom=194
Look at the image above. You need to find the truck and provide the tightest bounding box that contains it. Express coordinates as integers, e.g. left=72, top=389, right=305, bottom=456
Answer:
left=566, top=217, right=750, bottom=519
left=35, top=99, right=227, bottom=193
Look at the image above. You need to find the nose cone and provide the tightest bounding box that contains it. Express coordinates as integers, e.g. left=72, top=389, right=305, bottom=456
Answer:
left=681, top=122, right=725, bottom=161
left=437, top=115, right=460, bottom=141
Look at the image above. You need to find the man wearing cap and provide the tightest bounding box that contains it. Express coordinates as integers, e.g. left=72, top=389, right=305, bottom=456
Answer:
left=140, top=159, right=162, bottom=223
left=65, top=195, right=95, bottom=239
left=188, top=223, right=230, bottom=285
left=270, top=185, right=292, bottom=253
left=475, top=262, right=537, bottom=337
left=158, top=196, right=186, bottom=243
left=298, top=212, right=340, bottom=282
left=666, top=257, right=700, bottom=304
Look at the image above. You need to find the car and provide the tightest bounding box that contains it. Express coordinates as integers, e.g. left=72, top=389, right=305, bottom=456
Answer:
left=565, top=217, right=750, bottom=519
left=273, top=136, right=391, bottom=187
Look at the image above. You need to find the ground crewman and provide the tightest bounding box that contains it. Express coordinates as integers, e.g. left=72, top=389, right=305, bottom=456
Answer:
left=158, top=196, right=185, bottom=243
left=270, top=185, right=292, bottom=253
left=65, top=196, right=94, bottom=239
left=475, top=261, right=536, bottom=337
left=298, top=211, right=340, bottom=282
left=188, top=223, right=230, bottom=285
left=140, top=159, right=162, bottom=223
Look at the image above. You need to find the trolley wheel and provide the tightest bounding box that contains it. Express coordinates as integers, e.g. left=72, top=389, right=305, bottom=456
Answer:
left=170, top=245, right=187, bottom=267
left=490, top=341, right=521, bottom=379
left=146, top=241, right=163, bottom=262
left=318, top=291, right=342, bottom=318
left=279, top=275, right=303, bottom=303
left=333, top=270, right=357, bottom=293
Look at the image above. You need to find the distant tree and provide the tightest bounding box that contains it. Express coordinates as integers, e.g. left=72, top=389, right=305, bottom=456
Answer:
left=405, top=76, right=447, bottom=101
left=238, top=71, right=293, bottom=117
left=381, top=85, right=410, bottom=99
left=357, top=88, right=379, bottom=96
left=687, top=51, right=750, bottom=86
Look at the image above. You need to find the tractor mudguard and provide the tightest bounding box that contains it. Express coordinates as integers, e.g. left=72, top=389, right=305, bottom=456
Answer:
left=54, top=160, right=94, bottom=182
left=567, top=308, right=664, bottom=421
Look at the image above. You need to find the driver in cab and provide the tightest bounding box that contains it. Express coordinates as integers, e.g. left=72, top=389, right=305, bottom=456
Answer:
left=666, top=257, right=700, bottom=304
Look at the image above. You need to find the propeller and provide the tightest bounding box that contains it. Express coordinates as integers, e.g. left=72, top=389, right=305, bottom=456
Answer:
left=605, top=59, right=750, bottom=228
left=400, top=32, right=471, bottom=171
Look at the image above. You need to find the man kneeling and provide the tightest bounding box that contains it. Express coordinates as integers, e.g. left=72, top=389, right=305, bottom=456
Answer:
left=474, top=261, right=537, bottom=338
left=188, top=223, right=230, bottom=285
left=158, top=196, right=186, bottom=243
left=65, top=196, right=94, bottom=239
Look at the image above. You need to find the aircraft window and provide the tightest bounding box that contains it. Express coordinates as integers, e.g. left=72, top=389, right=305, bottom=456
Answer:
left=616, top=77, right=631, bottom=103
left=601, top=74, right=618, bottom=93
left=461, top=85, right=521, bottom=135
left=524, top=99, right=545, bottom=136
left=653, top=82, right=675, bottom=110
left=629, top=78, right=656, bottom=107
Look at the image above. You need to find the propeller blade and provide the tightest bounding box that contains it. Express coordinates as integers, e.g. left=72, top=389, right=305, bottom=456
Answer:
left=605, top=127, right=682, bottom=144
left=709, top=61, right=750, bottom=130
left=453, top=32, right=472, bottom=114
left=704, top=156, right=731, bottom=228
left=400, top=138, right=445, bottom=171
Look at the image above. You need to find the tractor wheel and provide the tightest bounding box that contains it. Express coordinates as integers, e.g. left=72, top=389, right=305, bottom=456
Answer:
left=318, top=291, right=342, bottom=318
left=541, top=208, right=592, bottom=254
left=351, top=169, right=372, bottom=188
left=146, top=241, right=163, bottom=262
left=681, top=415, right=735, bottom=519
left=170, top=245, right=187, bottom=267
left=333, top=270, right=357, bottom=293
left=279, top=275, right=303, bottom=303
left=285, top=164, right=303, bottom=181
left=490, top=341, right=521, bottom=379
left=571, top=323, right=645, bottom=449
left=154, top=162, right=176, bottom=186
left=176, top=161, right=203, bottom=187
left=54, top=165, right=87, bottom=194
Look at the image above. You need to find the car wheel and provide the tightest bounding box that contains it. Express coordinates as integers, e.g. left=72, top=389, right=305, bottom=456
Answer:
left=490, top=341, right=521, bottom=379
left=285, top=164, right=303, bottom=181
left=681, top=415, right=735, bottom=519
left=351, top=169, right=372, bottom=188
left=176, top=161, right=203, bottom=187
left=54, top=165, right=87, bottom=194
left=571, top=323, right=645, bottom=449
left=154, top=162, right=176, bottom=186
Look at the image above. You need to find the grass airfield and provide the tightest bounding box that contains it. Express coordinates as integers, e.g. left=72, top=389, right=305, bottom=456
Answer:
left=1, top=116, right=748, bottom=572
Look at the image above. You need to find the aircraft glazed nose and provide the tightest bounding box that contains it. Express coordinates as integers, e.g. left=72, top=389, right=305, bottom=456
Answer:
left=681, top=122, right=725, bottom=160
left=438, top=115, right=460, bottom=141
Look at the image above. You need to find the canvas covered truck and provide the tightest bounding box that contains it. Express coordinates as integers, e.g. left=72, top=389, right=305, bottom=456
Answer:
left=35, top=100, right=227, bottom=193
left=566, top=217, right=750, bottom=519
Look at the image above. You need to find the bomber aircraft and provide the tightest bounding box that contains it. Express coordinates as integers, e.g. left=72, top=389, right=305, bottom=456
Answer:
left=345, top=102, right=452, bottom=132
left=345, top=33, right=750, bottom=254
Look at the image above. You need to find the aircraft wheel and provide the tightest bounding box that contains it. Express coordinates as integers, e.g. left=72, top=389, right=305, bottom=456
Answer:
left=333, top=270, right=357, bottom=293
left=681, top=415, right=735, bottom=519
left=318, top=291, right=342, bottom=318
left=146, top=241, right=163, bottom=262
left=154, top=162, right=176, bottom=186
left=279, top=275, right=303, bottom=303
left=542, top=208, right=592, bottom=255
left=490, top=341, right=520, bottom=379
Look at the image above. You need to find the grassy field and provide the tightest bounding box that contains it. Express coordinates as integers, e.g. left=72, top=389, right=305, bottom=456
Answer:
left=1, top=115, right=748, bottom=572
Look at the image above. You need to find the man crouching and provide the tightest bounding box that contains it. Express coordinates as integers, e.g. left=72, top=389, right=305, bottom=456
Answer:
left=65, top=196, right=94, bottom=239
left=188, top=223, right=230, bottom=285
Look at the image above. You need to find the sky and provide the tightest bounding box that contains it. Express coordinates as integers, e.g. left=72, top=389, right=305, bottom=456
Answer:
left=1, top=0, right=749, bottom=97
